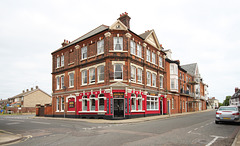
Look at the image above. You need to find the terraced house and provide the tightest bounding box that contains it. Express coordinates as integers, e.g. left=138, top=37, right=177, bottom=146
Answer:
left=50, top=13, right=208, bottom=119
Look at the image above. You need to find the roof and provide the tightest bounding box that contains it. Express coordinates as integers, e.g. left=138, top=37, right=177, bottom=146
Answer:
left=52, top=25, right=109, bottom=54
left=231, top=89, right=240, bottom=99
left=181, top=63, right=197, bottom=76
left=139, top=31, right=152, bottom=39
left=9, top=88, right=51, bottom=99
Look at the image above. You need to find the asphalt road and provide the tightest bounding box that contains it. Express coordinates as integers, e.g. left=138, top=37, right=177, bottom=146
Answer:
left=0, top=111, right=239, bottom=146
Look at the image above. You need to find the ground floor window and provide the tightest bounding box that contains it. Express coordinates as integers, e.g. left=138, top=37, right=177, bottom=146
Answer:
left=147, top=96, right=159, bottom=110
left=98, top=94, right=105, bottom=111
left=138, top=94, right=142, bottom=110
left=131, top=94, right=136, bottom=111
left=90, top=95, right=96, bottom=111
left=82, top=95, right=87, bottom=111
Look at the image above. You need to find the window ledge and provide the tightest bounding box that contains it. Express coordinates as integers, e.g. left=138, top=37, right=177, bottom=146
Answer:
left=88, top=55, right=96, bottom=59
left=97, top=81, right=104, bottom=84
left=67, top=111, right=75, bottom=113
left=81, top=84, right=88, bottom=86
left=146, top=85, right=158, bottom=88
left=131, top=110, right=145, bottom=112
left=130, top=54, right=143, bottom=60
left=56, top=110, right=60, bottom=112
left=146, top=109, right=159, bottom=111
left=68, top=86, right=74, bottom=89
left=109, top=50, right=128, bottom=53
left=68, top=62, right=74, bottom=66
left=78, top=111, right=106, bottom=113
left=81, top=58, right=87, bottom=61
left=97, top=53, right=104, bottom=56
left=89, top=82, right=96, bottom=85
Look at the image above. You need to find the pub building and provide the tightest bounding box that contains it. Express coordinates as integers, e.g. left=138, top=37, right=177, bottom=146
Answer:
left=51, top=12, right=170, bottom=119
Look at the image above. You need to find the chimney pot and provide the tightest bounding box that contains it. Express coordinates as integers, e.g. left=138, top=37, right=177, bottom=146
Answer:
left=235, top=87, right=239, bottom=93
left=118, top=12, right=131, bottom=29
left=36, top=86, right=39, bottom=89
left=31, top=87, right=33, bottom=91
left=22, top=90, right=25, bottom=93
left=26, top=89, right=29, bottom=92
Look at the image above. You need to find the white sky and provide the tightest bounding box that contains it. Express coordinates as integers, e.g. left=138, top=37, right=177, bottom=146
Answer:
left=0, top=0, right=239, bottom=103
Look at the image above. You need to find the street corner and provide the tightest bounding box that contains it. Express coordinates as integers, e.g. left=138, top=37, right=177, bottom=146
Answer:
left=0, top=130, right=23, bottom=145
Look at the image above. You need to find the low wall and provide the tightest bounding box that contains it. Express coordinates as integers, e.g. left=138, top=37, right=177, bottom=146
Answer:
left=6, top=107, right=35, bottom=113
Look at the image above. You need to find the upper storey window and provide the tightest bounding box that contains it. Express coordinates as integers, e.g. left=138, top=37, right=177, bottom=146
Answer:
left=137, top=44, right=142, bottom=58
left=81, top=46, right=87, bottom=60
left=61, top=55, right=64, bottom=67
left=152, top=52, right=156, bottom=64
left=146, top=50, right=150, bottom=62
left=130, top=40, right=136, bottom=55
left=97, top=40, right=104, bottom=54
left=114, top=64, right=123, bottom=80
left=159, top=56, right=163, bottom=67
left=114, top=37, right=123, bottom=51
left=57, top=57, right=60, bottom=68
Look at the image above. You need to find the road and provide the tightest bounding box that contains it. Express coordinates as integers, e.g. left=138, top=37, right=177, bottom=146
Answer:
left=0, top=111, right=239, bottom=146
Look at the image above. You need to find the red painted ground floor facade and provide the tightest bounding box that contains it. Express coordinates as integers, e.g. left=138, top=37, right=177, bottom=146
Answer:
left=51, top=88, right=206, bottom=119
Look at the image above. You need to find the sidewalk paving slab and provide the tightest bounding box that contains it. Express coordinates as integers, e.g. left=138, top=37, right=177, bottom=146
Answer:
left=0, top=130, right=22, bottom=145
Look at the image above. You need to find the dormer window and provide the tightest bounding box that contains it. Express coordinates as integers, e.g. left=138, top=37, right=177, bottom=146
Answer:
left=114, top=37, right=123, bottom=51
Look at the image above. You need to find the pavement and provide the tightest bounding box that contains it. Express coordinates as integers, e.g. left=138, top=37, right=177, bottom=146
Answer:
left=1, top=109, right=240, bottom=145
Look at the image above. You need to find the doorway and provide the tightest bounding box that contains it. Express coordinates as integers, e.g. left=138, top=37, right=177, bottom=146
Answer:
left=114, top=99, right=124, bottom=118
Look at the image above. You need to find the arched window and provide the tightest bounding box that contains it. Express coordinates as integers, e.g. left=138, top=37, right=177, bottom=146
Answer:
left=90, top=95, right=96, bottom=111
left=82, top=95, right=87, bottom=111
left=98, top=94, right=105, bottom=111
left=131, top=93, right=136, bottom=111
left=137, top=94, right=142, bottom=111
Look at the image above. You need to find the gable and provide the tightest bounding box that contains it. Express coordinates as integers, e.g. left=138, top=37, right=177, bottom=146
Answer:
left=109, top=20, right=128, bottom=30
left=144, top=30, right=161, bottom=50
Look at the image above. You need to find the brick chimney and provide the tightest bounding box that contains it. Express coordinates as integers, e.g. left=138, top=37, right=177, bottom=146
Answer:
left=61, top=39, right=70, bottom=47
left=31, top=87, right=33, bottom=91
left=22, top=90, right=25, bottom=93
left=36, top=86, right=38, bottom=89
left=235, top=87, right=239, bottom=93
left=118, top=12, right=131, bottom=29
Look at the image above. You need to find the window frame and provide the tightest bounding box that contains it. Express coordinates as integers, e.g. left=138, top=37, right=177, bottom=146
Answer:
left=137, top=68, right=142, bottom=83
left=152, top=73, right=156, bottom=87
left=82, top=70, right=87, bottom=85
left=81, top=46, right=87, bottom=60
left=159, top=56, right=163, bottom=67
left=147, top=71, right=151, bottom=86
left=89, top=68, right=96, bottom=84
left=82, top=95, right=87, bottom=111
left=146, top=50, right=150, bottom=62
left=90, top=95, right=96, bottom=111
left=113, top=37, right=123, bottom=51
left=61, top=55, right=64, bottom=67
left=56, top=76, right=60, bottom=90
left=152, top=52, right=156, bottom=64
left=56, top=98, right=60, bottom=111
left=114, top=64, right=123, bottom=81
left=98, top=94, right=105, bottom=111
left=61, top=75, right=64, bottom=89
left=131, top=66, right=136, bottom=82
left=160, top=75, right=163, bottom=89
left=97, top=65, right=104, bottom=83
left=97, top=40, right=104, bottom=55
left=61, top=97, right=64, bottom=112
left=69, top=73, right=74, bottom=87
left=131, top=94, right=136, bottom=111
left=57, top=56, right=60, bottom=68
left=147, top=96, right=159, bottom=110
left=137, top=44, right=142, bottom=58
left=130, top=40, right=136, bottom=55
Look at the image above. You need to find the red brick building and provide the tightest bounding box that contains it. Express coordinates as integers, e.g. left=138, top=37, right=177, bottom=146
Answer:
left=50, top=13, right=207, bottom=119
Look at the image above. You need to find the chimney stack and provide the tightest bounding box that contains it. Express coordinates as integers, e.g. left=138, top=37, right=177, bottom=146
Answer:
left=22, top=90, right=25, bottom=93
left=118, top=12, right=131, bottom=29
left=26, top=89, right=29, bottom=92
left=61, top=39, right=70, bottom=47
left=235, top=87, right=239, bottom=93
left=36, top=86, right=39, bottom=89
left=31, top=87, right=33, bottom=91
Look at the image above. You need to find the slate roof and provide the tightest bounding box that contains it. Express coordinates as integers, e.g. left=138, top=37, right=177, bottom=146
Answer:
left=139, top=30, right=152, bottom=39
left=52, top=25, right=109, bottom=54
left=181, top=63, right=197, bottom=76
left=9, top=88, right=51, bottom=99
left=231, top=89, right=240, bottom=99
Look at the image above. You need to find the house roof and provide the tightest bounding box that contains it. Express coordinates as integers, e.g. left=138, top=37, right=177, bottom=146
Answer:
left=9, top=88, right=51, bottom=99
left=181, top=63, right=197, bottom=76
left=52, top=24, right=109, bottom=54
left=231, top=89, right=240, bottom=99
left=139, top=31, right=152, bottom=39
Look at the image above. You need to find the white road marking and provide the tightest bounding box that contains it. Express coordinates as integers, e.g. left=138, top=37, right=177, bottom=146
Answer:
left=194, top=128, right=198, bottom=130
left=201, top=126, right=204, bottom=128
left=6, top=122, right=20, bottom=125
left=191, top=132, right=201, bottom=135
left=206, top=135, right=226, bottom=146
left=188, top=131, right=192, bottom=134
left=30, top=121, right=51, bottom=125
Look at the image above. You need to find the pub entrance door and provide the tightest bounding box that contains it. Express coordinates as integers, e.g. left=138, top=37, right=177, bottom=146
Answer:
left=114, top=99, right=124, bottom=118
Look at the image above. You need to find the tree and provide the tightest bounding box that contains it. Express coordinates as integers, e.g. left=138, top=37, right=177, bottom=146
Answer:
left=223, top=96, right=231, bottom=106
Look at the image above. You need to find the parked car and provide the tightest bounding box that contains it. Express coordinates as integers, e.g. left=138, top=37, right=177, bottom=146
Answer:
left=215, top=106, right=240, bottom=124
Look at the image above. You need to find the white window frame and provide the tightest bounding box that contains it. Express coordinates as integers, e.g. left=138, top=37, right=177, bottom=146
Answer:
left=82, top=70, right=87, bottom=85
left=137, top=68, right=142, bottom=83
left=131, top=94, right=136, bottom=111
left=90, top=95, right=96, bottom=111
left=147, top=96, right=159, bottom=110
left=114, top=37, right=123, bottom=51
left=114, top=64, right=123, bottom=81
left=160, top=75, right=163, bottom=89
left=89, top=68, right=95, bottom=84
left=69, top=73, right=74, bottom=87
left=152, top=73, right=156, bottom=87
left=61, top=55, right=64, bottom=67
left=131, top=66, right=136, bottom=82
left=138, top=94, right=142, bottom=111
left=61, top=75, right=64, bottom=89
left=170, top=65, right=174, bottom=74
left=97, top=65, right=104, bottom=83
left=159, top=56, right=163, bottom=67
left=152, top=52, right=156, bottom=64
left=130, top=40, right=136, bottom=55
left=61, top=97, right=64, bottom=112
left=147, top=71, right=151, bottom=86
left=172, top=98, right=174, bottom=109
left=81, top=46, right=87, bottom=60
left=97, top=40, right=104, bottom=55
left=56, top=98, right=60, bottom=112
left=137, top=44, right=142, bottom=58
left=56, top=77, right=60, bottom=90
left=57, top=56, right=60, bottom=68
left=146, top=50, right=150, bottom=62
left=82, top=96, right=87, bottom=111
left=98, top=94, right=105, bottom=111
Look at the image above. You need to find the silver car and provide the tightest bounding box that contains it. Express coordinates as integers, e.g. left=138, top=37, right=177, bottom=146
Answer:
left=215, top=106, right=240, bottom=124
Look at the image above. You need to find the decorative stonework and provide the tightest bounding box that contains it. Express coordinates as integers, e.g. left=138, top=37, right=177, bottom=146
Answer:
left=125, top=33, right=132, bottom=38
left=143, top=43, right=147, bottom=48
left=75, top=45, right=80, bottom=49
left=104, top=32, right=111, bottom=37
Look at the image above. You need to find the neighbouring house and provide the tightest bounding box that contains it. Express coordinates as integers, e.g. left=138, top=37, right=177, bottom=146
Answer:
left=48, top=12, right=209, bottom=119
left=0, top=99, right=10, bottom=109
left=7, top=86, right=51, bottom=113
left=207, top=97, right=219, bottom=109
left=230, top=87, right=240, bottom=106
